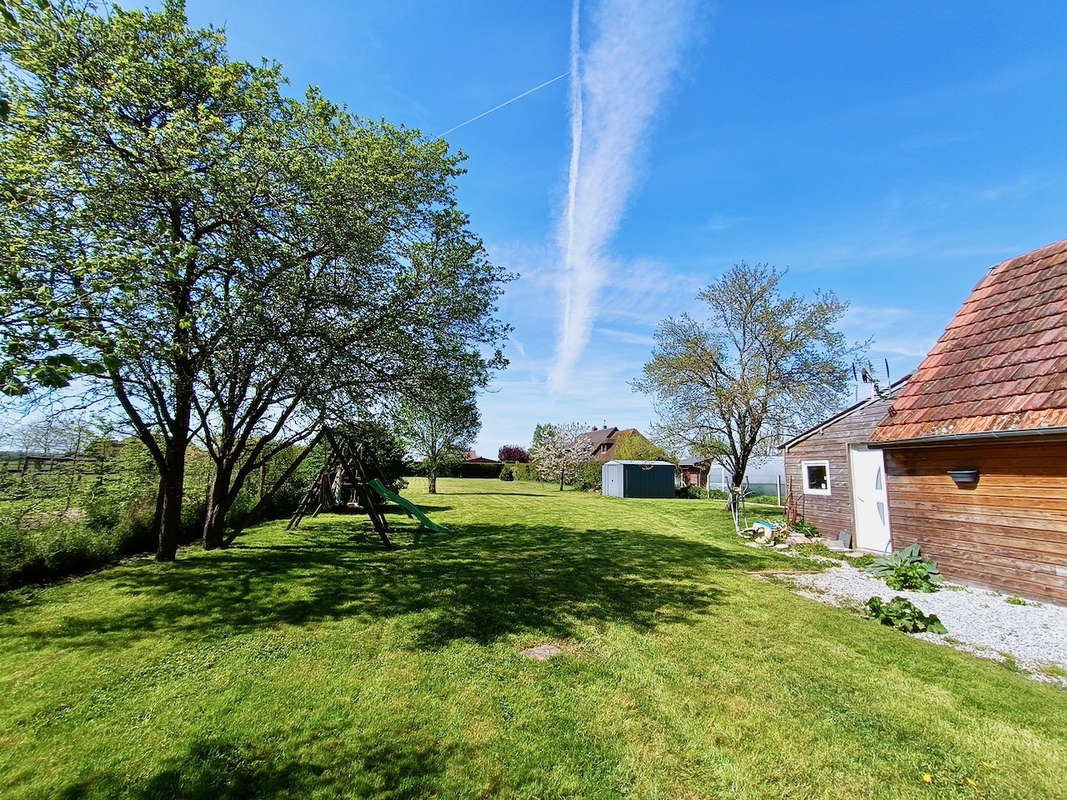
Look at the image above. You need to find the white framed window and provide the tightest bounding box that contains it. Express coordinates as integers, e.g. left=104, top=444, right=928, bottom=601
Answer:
left=802, top=460, right=831, bottom=495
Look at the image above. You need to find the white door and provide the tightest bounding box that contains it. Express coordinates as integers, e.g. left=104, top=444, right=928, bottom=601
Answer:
left=850, top=445, right=891, bottom=552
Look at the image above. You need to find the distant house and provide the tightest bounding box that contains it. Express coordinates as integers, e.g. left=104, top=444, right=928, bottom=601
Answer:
left=679, top=455, right=785, bottom=498
left=455, top=454, right=502, bottom=478
left=581, top=426, right=656, bottom=462
left=867, top=239, right=1067, bottom=604
left=781, top=377, right=910, bottom=551
left=677, top=457, right=711, bottom=488
left=462, top=456, right=499, bottom=465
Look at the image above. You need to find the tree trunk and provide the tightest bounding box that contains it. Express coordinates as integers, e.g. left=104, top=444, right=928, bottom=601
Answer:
left=152, top=476, right=165, bottom=539
left=202, top=461, right=234, bottom=550
left=427, top=473, right=437, bottom=494
left=157, top=387, right=192, bottom=562
left=559, top=469, right=565, bottom=491
left=157, top=460, right=184, bottom=562
left=726, top=467, right=745, bottom=512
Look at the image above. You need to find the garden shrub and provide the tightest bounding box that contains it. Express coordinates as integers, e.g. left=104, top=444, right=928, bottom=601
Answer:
left=510, top=463, right=539, bottom=482
left=571, top=460, right=603, bottom=491
left=499, top=464, right=514, bottom=481
left=0, top=434, right=343, bottom=590
left=450, top=461, right=503, bottom=479
left=707, top=488, right=729, bottom=500
left=676, top=486, right=708, bottom=499
left=792, top=519, right=819, bottom=538
left=0, top=514, right=123, bottom=588
left=864, top=596, right=947, bottom=634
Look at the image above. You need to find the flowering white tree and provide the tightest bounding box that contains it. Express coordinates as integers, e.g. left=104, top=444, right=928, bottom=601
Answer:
left=530, top=422, right=588, bottom=491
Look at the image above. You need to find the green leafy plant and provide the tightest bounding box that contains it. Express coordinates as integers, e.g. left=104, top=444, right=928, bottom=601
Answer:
left=792, top=519, right=819, bottom=539
left=884, top=562, right=940, bottom=592
left=848, top=553, right=877, bottom=569
left=676, top=486, right=708, bottom=499
left=510, top=463, right=538, bottom=482
left=864, top=596, right=947, bottom=634
left=499, top=465, right=514, bottom=482
left=569, top=461, right=604, bottom=492
left=862, top=544, right=941, bottom=592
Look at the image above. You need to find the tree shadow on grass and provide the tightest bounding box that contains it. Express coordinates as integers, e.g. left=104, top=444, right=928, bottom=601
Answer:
left=57, top=734, right=450, bottom=800
left=364, top=502, right=452, bottom=514
left=6, top=518, right=783, bottom=652
left=437, top=490, right=547, bottom=496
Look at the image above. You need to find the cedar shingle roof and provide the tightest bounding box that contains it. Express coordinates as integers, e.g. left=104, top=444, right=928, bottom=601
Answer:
left=871, top=238, right=1067, bottom=443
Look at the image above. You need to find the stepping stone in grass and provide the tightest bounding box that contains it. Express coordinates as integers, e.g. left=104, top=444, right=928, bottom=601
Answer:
left=520, top=644, right=563, bottom=661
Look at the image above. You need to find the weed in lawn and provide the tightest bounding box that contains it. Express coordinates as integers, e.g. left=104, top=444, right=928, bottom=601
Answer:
left=1039, top=663, right=1067, bottom=680
left=793, top=541, right=847, bottom=561
left=847, top=553, right=877, bottom=569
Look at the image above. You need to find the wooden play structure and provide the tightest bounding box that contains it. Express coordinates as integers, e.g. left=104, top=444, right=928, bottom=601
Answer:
left=287, top=427, right=445, bottom=549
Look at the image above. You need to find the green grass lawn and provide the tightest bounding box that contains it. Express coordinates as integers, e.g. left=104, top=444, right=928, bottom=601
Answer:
left=1, top=479, right=1065, bottom=799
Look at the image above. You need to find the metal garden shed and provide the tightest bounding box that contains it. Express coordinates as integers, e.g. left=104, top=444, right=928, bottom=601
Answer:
left=601, top=460, right=675, bottom=498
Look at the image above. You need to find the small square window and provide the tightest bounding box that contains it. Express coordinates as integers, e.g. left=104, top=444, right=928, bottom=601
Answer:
left=803, top=461, right=830, bottom=495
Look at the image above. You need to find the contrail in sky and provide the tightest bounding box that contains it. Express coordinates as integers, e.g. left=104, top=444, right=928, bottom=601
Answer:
left=549, top=0, right=694, bottom=391
left=440, top=72, right=569, bottom=137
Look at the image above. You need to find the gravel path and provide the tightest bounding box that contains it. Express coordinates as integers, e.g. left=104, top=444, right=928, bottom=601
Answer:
left=782, top=561, right=1067, bottom=686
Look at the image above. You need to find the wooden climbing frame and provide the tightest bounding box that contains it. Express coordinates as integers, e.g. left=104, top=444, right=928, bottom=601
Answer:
left=287, top=427, right=394, bottom=549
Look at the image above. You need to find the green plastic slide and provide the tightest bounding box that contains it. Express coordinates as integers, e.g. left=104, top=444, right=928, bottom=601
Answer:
left=369, top=479, right=447, bottom=533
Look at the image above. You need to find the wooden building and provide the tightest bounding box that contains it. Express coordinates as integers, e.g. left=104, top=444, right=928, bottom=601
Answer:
left=869, top=239, right=1067, bottom=604
left=781, top=378, right=908, bottom=550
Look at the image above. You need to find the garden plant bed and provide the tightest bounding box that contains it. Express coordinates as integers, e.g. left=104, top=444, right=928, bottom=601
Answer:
left=778, top=561, right=1067, bottom=686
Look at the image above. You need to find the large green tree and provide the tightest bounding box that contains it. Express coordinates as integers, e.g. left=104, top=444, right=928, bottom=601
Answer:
left=633, top=262, right=857, bottom=504
left=192, top=125, right=509, bottom=549
left=0, top=1, right=510, bottom=557
left=612, top=432, right=674, bottom=463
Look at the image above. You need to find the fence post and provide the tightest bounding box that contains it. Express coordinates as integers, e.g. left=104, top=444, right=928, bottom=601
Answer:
left=776, top=475, right=782, bottom=506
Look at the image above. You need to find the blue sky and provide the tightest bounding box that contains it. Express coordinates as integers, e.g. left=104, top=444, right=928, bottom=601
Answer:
left=183, top=0, right=1067, bottom=458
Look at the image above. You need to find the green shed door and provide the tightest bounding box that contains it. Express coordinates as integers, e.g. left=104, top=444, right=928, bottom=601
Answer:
left=624, top=464, right=674, bottom=498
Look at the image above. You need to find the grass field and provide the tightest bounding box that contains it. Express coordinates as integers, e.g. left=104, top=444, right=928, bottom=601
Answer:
left=1, top=478, right=1065, bottom=799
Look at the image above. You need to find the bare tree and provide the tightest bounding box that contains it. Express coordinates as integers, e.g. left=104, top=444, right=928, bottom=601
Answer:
left=530, top=422, right=588, bottom=491
left=633, top=262, right=857, bottom=505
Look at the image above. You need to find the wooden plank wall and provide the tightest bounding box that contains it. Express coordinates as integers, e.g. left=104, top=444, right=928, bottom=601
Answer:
left=783, top=396, right=893, bottom=541
left=884, top=440, right=1067, bottom=604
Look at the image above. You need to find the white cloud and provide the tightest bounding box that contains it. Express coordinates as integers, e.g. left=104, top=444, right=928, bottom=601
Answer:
left=596, top=327, right=655, bottom=347
left=549, top=0, right=695, bottom=391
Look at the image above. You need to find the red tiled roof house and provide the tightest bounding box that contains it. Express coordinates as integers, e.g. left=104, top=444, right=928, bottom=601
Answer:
left=581, top=426, right=654, bottom=462
left=870, top=239, right=1067, bottom=603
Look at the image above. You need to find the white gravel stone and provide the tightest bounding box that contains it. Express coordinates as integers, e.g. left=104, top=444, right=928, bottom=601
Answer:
left=782, top=561, right=1067, bottom=686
